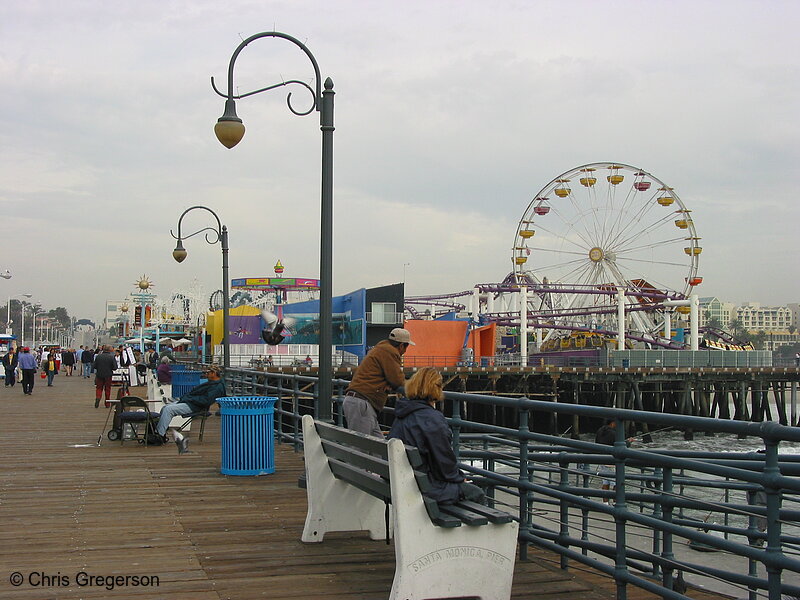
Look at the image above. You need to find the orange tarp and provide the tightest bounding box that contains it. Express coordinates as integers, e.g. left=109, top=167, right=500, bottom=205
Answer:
left=404, top=320, right=468, bottom=368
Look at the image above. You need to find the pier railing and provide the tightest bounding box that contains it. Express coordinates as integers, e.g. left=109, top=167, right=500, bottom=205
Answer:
left=215, top=364, right=800, bottom=600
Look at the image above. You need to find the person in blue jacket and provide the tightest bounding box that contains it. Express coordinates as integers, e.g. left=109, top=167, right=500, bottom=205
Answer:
left=389, top=367, right=484, bottom=505
left=155, top=365, right=226, bottom=454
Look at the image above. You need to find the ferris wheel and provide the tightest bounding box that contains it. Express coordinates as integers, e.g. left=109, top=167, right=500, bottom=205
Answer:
left=512, top=162, right=701, bottom=342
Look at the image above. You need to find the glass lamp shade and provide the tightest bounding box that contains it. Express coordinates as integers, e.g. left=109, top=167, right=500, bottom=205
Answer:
left=215, top=120, right=245, bottom=149
left=172, top=246, right=188, bottom=263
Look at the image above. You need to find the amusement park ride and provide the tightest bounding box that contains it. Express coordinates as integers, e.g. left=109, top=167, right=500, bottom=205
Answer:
left=406, top=162, right=749, bottom=354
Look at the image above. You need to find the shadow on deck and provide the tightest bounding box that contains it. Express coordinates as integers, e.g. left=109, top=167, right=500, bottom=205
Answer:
left=0, top=376, right=729, bottom=599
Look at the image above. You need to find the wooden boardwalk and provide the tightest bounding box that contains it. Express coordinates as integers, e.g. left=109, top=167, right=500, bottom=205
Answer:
left=0, top=374, right=728, bottom=599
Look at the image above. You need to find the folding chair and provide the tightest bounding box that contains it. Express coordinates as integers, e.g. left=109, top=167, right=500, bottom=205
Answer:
left=117, top=396, right=161, bottom=447
left=174, top=410, right=211, bottom=443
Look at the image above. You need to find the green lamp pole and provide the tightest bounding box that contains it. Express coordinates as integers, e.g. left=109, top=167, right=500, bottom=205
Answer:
left=171, top=206, right=230, bottom=370
left=212, top=31, right=334, bottom=420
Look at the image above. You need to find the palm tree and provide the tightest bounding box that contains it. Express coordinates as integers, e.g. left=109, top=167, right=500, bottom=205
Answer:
left=728, top=318, right=744, bottom=339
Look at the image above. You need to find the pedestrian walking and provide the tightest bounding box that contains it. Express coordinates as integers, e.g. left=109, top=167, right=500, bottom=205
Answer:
left=45, top=354, right=58, bottom=386
left=61, top=348, right=75, bottom=376
left=93, top=345, right=117, bottom=408
left=17, top=347, right=37, bottom=395
left=81, top=347, right=94, bottom=378
left=3, top=346, right=19, bottom=387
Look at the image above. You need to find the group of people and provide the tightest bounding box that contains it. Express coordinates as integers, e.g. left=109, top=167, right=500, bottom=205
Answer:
left=2, top=345, right=84, bottom=393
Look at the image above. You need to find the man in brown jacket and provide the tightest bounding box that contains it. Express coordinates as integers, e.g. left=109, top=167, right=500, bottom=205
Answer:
left=343, top=328, right=414, bottom=436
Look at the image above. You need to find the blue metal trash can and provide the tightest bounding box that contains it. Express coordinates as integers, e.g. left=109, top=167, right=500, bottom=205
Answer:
left=172, top=370, right=202, bottom=397
left=218, top=396, right=277, bottom=476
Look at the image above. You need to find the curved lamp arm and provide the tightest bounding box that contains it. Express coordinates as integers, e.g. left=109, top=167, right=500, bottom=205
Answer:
left=211, top=31, right=325, bottom=147
left=170, top=206, right=224, bottom=262
left=213, top=31, right=322, bottom=108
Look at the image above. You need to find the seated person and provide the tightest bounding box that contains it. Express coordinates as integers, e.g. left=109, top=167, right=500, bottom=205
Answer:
left=156, top=356, right=172, bottom=384
left=389, top=367, right=484, bottom=505
left=156, top=366, right=226, bottom=454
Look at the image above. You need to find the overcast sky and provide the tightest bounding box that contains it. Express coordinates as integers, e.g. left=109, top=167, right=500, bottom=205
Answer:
left=1, top=0, right=798, bottom=323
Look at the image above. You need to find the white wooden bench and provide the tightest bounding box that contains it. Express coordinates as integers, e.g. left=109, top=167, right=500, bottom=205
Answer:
left=300, top=414, right=519, bottom=600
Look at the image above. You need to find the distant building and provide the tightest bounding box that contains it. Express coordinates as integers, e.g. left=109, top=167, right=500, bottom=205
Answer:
left=735, top=302, right=792, bottom=332
left=788, top=303, right=800, bottom=331
left=104, top=300, right=129, bottom=334
left=698, top=297, right=735, bottom=328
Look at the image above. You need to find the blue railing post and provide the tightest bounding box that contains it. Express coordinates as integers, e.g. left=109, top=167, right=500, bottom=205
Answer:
left=651, top=466, right=663, bottom=579
left=613, top=417, right=628, bottom=600
left=451, top=394, right=461, bottom=462
left=764, top=439, right=783, bottom=600
left=661, top=467, right=675, bottom=592
left=558, top=453, right=570, bottom=570
left=273, top=373, right=284, bottom=445
left=518, top=402, right=531, bottom=561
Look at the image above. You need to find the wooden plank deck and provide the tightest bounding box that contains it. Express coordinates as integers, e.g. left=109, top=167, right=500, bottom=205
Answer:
left=0, top=374, right=728, bottom=599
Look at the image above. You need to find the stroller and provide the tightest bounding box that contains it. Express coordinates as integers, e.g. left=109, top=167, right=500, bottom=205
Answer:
left=105, top=370, right=162, bottom=445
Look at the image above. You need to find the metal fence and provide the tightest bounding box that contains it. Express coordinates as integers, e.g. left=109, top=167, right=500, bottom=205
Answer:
left=198, top=363, right=800, bottom=600
left=610, top=349, right=774, bottom=368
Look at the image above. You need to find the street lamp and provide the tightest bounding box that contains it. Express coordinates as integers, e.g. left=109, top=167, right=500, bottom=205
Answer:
left=33, top=310, right=44, bottom=348
left=7, top=293, right=32, bottom=341
left=213, top=31, right=335, bottom=419
left=171, top=206, right=230, bottom=369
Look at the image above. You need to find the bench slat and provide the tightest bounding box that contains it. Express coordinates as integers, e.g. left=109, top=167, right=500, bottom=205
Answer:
left=404, top=446, right=425, bottom=469
left=321, top=439, right=390, bottom=478
left=422, top=496, right=461, bottom=528
left=314, top=421, right=389, bottom=458
left=439, top=504, right=489, bottom=526
left=328, top=457, right=391, bottom=502
left=456, top=500, right=514, bottom=524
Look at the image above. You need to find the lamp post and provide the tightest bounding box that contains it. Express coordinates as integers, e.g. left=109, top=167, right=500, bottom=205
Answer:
left=171, top=206, right=230, bottom=369
left=213, top=31, right=334, bottom=419
left=7, top=293, right=32, bottom=343
left=34, top=312, right=47, bottom=348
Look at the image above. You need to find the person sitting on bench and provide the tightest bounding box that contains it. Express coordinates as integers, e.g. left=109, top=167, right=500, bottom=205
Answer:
left=388, top=367, right=484, bottom=505
left=156, top=365, right=226, bottom=454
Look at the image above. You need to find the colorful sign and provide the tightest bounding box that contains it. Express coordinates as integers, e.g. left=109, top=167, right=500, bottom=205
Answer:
left=231, top=277, right=320, bottom=290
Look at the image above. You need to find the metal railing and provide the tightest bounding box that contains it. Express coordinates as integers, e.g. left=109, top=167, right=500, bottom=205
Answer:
left=200, top=363, right=800, bottom=600
left=365, top=311, right=404, bottom=325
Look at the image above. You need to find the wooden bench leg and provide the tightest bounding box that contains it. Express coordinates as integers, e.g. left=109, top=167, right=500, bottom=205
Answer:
left=387, top=439, right=519, bottom=600
left=300, top=415, right=389, bottom=543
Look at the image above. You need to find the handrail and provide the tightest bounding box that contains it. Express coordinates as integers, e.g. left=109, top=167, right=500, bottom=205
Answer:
left=191, top=362, right=800, bottom=600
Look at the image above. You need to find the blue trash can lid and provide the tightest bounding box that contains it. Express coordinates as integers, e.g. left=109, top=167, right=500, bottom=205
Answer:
left=218, top=396, right=277, bottom=409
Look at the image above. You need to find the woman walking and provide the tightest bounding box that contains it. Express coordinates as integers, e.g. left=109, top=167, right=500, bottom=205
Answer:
left=61, top=348, right=76, bottom=376
left=45, top=354, right=58, bottom=386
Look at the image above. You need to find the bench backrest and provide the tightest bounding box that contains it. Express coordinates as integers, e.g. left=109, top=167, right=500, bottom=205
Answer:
left=312, top=421, right=462, bottom=526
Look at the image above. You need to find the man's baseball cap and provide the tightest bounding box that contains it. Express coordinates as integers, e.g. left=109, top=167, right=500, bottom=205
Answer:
left=388, top=328, right=415, bottom=345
